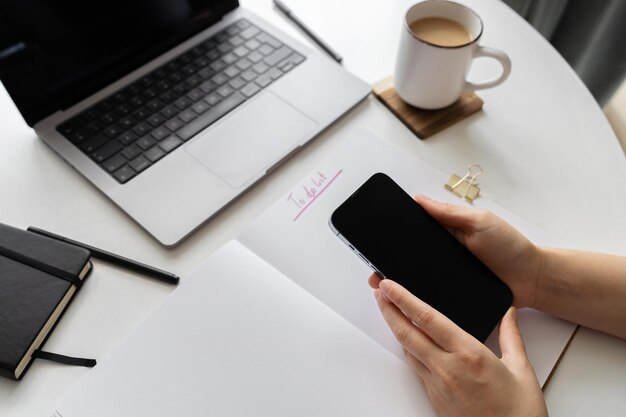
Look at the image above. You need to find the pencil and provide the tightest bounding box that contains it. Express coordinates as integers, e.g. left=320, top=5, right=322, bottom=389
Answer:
left=27, top=227, right=180, bottom=285
left=273, top=0, right=343, bottom=64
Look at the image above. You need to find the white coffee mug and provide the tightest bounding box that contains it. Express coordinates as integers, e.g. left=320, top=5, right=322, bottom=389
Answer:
left=394, top=0, right=511, bottom=109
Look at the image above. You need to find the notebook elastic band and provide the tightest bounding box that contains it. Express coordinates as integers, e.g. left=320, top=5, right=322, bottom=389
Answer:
left=0, top=245, right=82, bottom=287
left=33, top=349, right=96, bottom=368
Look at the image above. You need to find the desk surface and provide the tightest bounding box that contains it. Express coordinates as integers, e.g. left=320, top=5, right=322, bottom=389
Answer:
left=2, top=1, right=626, bottom=416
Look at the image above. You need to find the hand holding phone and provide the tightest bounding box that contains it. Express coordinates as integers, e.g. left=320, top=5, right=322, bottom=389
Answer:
left=329, top=173, right=512, bottom=342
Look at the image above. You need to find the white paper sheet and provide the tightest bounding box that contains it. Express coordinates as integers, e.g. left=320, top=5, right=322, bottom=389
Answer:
left=239, top=129, right=576, bottom=386
left=56, top=241, right=434, bottom=417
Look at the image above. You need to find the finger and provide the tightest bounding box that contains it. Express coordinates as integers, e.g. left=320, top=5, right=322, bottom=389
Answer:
left=498, top=307, right=531, bottom=370
left=374, top=289, right=443, bottom=368
left=379, top=279, right=474, bottom=352
left=403, top=347, right=430, bottom=380
left=368, top=272, right=382, bottom=289
left=414, top=195, right=480, bottom=231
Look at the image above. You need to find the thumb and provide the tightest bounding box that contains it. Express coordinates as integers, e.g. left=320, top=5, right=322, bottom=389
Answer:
left=498, top=307, right=531, bottom=371
left=414, top=195, right=479, bottom=231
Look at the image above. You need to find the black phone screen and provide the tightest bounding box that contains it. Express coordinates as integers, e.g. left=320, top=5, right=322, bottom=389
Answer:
left=330, top=172, right=512, bottom=342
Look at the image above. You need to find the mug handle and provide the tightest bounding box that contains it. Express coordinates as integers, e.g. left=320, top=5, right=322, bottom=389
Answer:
left=465, top=46, right=512, bottom=91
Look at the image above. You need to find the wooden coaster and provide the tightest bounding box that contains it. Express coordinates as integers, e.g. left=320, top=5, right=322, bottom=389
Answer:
left=372, top=77, right=483, bottom=139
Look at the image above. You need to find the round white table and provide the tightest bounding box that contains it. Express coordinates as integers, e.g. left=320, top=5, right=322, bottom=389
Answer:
left=1, top=0, right=625, bottom=416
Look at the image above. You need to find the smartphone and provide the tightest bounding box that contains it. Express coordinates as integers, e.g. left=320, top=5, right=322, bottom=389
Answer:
left=329, top=172, right=512, bottom=342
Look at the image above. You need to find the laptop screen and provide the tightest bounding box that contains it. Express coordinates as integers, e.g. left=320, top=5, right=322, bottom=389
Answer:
left=0, top=0, right=238, bottom=126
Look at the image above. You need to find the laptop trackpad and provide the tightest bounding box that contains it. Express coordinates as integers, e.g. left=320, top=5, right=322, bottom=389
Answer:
left=185, top=92, right=318, bottom=188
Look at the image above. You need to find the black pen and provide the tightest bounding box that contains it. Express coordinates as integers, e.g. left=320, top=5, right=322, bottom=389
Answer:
left=273, top=0, right=343, bottom=64
left=27, top=227, right=180, bottom=285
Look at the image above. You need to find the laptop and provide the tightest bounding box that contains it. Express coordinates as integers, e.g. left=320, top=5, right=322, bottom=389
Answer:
left=0, top=1, right=370, bottom=246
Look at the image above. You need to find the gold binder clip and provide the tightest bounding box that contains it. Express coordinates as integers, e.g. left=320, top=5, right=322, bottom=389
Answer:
left=445, top=164, right=482, bottom=203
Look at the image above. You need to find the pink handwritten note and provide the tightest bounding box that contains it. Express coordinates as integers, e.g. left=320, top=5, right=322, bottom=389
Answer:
left=288, top=169, right=343, bottom=222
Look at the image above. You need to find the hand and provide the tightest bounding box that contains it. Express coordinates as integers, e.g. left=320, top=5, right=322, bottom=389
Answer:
left=414, top=195, right=541, bottom=308
left=371, top=278, right=547, bottom=417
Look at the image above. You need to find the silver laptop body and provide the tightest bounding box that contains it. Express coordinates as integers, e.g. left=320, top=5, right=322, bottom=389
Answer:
left=21, top=6, right=369, bottom=246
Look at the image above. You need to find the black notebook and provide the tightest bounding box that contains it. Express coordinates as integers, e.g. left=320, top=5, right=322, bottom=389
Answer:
left=0, top=223, right=92, bottom=380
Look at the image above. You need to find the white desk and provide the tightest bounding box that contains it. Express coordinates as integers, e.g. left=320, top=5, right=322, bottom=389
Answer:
left=2, top=0, right=626, bottom=416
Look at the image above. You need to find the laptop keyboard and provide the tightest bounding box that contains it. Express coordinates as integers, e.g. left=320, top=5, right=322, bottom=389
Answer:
left=56, top=19, right=306, bottom=184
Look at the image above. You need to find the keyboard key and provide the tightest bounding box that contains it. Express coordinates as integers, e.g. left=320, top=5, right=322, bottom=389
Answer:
left=279, top=62, right=294, bottom=72
left=210, top=59, right=227, bottom=72
left=245, top=39, right=261, bottom=50
left=151, top=127, right=170, bottom=141
left=143, top=87, right=159, bottom=99
left=224, top=66, right=240, bottom=78
left=241, top=69, right=257, bottom=82
left=173, top=83, right=190, bottom=96
left=83, top=108, right=101, bottom=120
left=229, top=76, right=246, bottom=90
left=115, top=104, right=132, bottom=116
left=104, top=124, right=123, bottom=138
left=186, top=88, right=204, bottom=102
left=103, top=154, right=127, bottom=173
left=236, top=19, right=250, bottom=29
left=235, top=58, right=252, bottom=70
left=122, top=144, right=141, bottom=160
left=166, top=117, right=184, bottom=132
left=145, top=146, right=166, bottom=162
left=179, top=109, right=197, bottom=123
left=80, top=134, right=108, bottom=153
left=252, top=62, right=269, bottom=74
left=258, top=44, right=274, bottom=56
left=113, top=165, right=136, bottom=184
left=211, top=73, right=229, bottom=85
left=181, top=64, right=196, bottom=76
left=240, top=26, right=260, bottom=40
left=225, top=25, right=240, bottom=36
left=222, top=52, right=238, bottom=65
left=133, top=107, right=151, bottom=120
left=198, top=67, right=214, bottom=80
left=257, top=33, right=280, bottom=48
left=160, top=91, right=176, bottom=103
left=84, top=121, right=104, bottom=134
left=174, top=97, right=191, bottom=110
left=264, top=46, right=293, bottom=66
left=229, top=35, right=244, bottom=46
left=147, top=114, right=165, bottom=127
left=199, top=80, right=216, bottom=93
left=91, top=140, right=123, bottom=163
left=255, top=74, right=272, bottom=88
left=241, top=82, right=261, bottom=98
left=267, top=67, right=283, bottom=80
left=178, top=92, right=246, bottom=141
left=217, top=85, right=234, bottom=98
left=133, top=122, right=151, bottom=136
left=185, top=75, right=202, bottom=87
left=204, top=93, right=221, bottom=106
left=233, top=46, right=249, bottom=58
left=129, top=155, right=151, bottom=173
left=248, top=51, right=263, bottom=63
left=192, top=100, right=210, bottom=114
left=118, top=117, right=135, bottom=131
left=137, top=136, right=156, bottom=150
left=194, top=57, right=209, bottom=68
left=128, top=96, right=145, bottom=108
left=160, top=105, right=178, bottom=118
left=159, top=135, right=183, bottom=153
left=146, top=99, right=163, bottom=112
left=206, top=48, right=221, bottom=60
left=68, top=129, right=89, bottom=144
left=118, top=131, right=138, bottom=146
left=100, top=112, right=117, bottom=125
left=217, top=42, right=232, bottom=54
